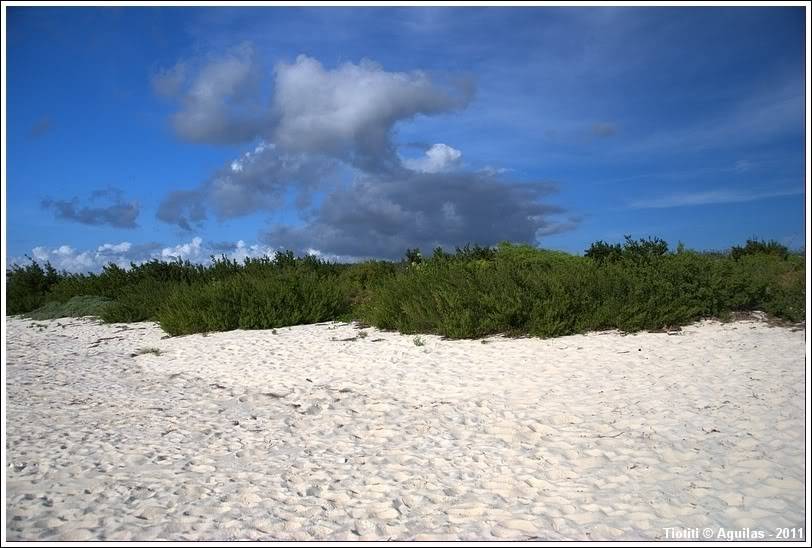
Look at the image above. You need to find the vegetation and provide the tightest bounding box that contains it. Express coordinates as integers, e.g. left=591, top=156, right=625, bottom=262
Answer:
left=730, top=238, right=789, bottom=261
left=6, top=237, right=805, bottom=339
left=131, top=347, right=162, bottom=357
left=7, top=261, right=62, bottom=315
left=24, top=295, right=113, bottom=320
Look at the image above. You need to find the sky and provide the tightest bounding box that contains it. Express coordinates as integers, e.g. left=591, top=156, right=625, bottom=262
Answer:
left=4, top=6, right=808, bottom=272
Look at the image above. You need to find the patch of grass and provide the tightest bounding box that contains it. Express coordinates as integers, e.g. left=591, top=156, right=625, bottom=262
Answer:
left=413, top=335, right=425, bottom=346
left=24, top=295, right=113, bottom=320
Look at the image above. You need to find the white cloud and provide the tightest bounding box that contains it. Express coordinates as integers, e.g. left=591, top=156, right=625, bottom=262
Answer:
left=628, top=186, right=803, bottom=209
left=28, top=245, right=97, bottom=273
left=404, top=143, right=462, bottom=173
left=478, top=166, right=511, bottom=177
left=270, top=55, right=472, bottom=171
left=12, top=238, right=278, bottom=273
left=98, top=242, right=132, bottom=253
left=160, top=237, right=205, bottom=261
left=230, top=240, right=276, bottom=262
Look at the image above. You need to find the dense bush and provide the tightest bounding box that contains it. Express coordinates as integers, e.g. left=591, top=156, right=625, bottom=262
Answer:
left=157, top=270, right=349, bottom=336
left=7, top=261, right=63, bottom=314
left=5, top=238, right=806, bottom=337
left=583, top=240, right=622, bottom=264
left=585, top=235, right=668, bottom=264
left=100, top=279, right=183, bottom=323
left=359, top=239, right=804, bottom=338
left=730, top=238, right=789, bottom=261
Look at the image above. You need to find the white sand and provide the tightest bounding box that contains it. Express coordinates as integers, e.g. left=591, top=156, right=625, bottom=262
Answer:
left=4, top=316, right=806, bottom=541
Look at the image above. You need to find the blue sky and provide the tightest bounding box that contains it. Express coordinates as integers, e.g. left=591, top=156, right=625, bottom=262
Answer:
left=5, top=6, right=807, bottom=271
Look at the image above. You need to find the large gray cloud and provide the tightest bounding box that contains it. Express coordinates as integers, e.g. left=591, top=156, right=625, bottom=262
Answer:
left=155, top=53, right=575, bottom=255
left=42, top=188, right=140, bottom=229
left=156, top=142, right=338, bottom=230
left=262, top=171, right=568, bottom=259
left=156, top=55, right=474, bottom=230
left=156, top=44, right=269, bottom=144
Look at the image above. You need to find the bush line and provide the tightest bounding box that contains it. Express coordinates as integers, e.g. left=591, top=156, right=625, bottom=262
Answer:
left=7, top=238, right=804, bottom=338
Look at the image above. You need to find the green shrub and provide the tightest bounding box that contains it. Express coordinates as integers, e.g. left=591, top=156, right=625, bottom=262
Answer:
left=7, top=261, right=64, bottom=314
left=100, top=279, right=183, bottom=323
left=157, top=270, right=350, bottom=336
left=586, top=235, right=668, bottom=264
left=358, top=241, right=804, bottom=339
left=730, top=238, right=789, bottom=261
left=5, top=239, right=805, bottom=338
left=337, top=260, right=399, bottom=311
left=584, top=240, right=623, bottom=264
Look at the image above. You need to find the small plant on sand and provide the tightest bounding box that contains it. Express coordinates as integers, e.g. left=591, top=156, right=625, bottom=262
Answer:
left=131, top=347, right=162, bottom=357
left=358, top=330, right=368, bottom=339
left=413, top=335, right=425, bottom=346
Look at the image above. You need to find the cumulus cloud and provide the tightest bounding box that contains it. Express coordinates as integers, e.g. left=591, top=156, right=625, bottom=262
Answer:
left=156, top=141, right=338, bottom=229
left=14, top=238, right=276, bottom=273
left=262, top=171, right=570, bottom=260
left=25, top=242, right=161, bottom=273
left=42, top=188, right=140, bottom=229
left=157, top=237, right=275, bottom=263
left=403, top=143, right=462, bottom=173
left=156, top=55, right=476, bottom=230
left=158, top=44, right=268, bottom=144
left=154, top=52, right=574, bottom=255
left=270, top=56, right=473, bottom=172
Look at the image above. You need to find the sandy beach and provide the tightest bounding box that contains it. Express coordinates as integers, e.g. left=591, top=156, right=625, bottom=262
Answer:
left=4, top=316, right=806, bottom=541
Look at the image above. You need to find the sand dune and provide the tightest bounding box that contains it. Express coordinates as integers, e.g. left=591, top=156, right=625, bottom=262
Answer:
left=4, top=316, right=806, bottom=541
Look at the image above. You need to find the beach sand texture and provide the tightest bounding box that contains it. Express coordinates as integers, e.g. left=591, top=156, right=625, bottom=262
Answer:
left=5, top=317, right=806, bottom=541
